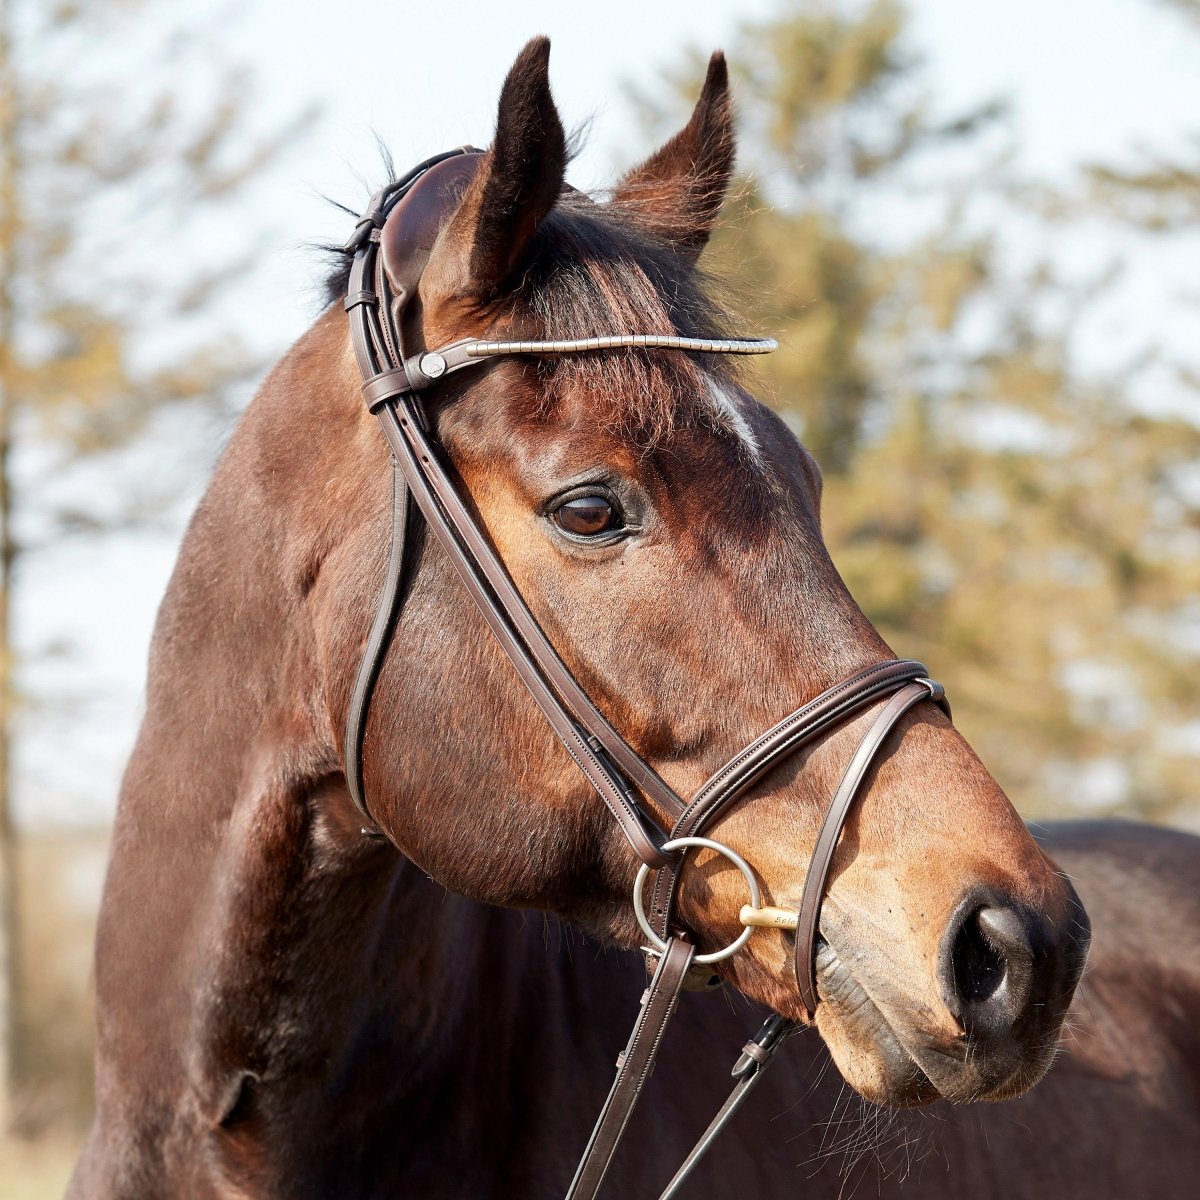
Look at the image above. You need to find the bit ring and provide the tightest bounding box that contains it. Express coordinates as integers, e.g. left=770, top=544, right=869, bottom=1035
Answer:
left=633, top=836, right=762, bottom=964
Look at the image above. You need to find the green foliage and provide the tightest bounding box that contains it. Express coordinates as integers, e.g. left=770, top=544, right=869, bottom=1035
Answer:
left=636, top=0, right=1200, bottom=824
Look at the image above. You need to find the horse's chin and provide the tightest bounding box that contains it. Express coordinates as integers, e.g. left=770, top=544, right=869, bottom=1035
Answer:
left=813, top=939, right=1060, bottom=1108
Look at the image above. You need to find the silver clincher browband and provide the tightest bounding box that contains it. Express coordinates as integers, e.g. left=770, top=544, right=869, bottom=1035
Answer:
left=360, top=333, right=778, bottom=410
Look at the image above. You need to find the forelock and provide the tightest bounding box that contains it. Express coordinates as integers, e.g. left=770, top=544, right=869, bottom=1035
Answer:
left=506, top=193, right=748, bottom=447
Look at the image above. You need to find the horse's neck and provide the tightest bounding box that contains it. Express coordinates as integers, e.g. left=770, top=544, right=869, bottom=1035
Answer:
left=97, top=312, right=472, bottom=1116
left=97, top=310, right=648, bottom=1186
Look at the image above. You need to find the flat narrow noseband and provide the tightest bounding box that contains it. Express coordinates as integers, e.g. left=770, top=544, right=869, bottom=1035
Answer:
left=342, top=148, right=952, bottom=1200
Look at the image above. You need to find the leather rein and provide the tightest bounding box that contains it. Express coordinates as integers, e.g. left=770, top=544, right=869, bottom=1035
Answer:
left=341, top=148, right=951, bottom=1198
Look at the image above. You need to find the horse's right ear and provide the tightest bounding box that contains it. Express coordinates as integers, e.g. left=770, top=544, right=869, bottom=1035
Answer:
left=609, top=52, right=735, bottom=261
left=421, top=37, right=567, bottom=310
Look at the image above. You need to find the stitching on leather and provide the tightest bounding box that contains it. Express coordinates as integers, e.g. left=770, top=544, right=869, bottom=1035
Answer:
left=633, top=961, right=686, bottom=1094
left=383, top=406, right=661, bottom=862
left=584, top=940, right=690, bottom=1185
left=792, top=685, right=927, bottom=1012
left=627, top=941, right=690, bottom=1092
left=675, top=664, right=921, bottom=830
left=560, top=725, right=655, bottom=850
left=650, top=668, right=929, bottom=933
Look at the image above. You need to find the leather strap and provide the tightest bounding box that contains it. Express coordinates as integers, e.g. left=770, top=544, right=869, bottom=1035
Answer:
left=793, top=680, right=941, bottom=1017
left=343, top=150, right=683, bottom=860
left=343, top=455, right=411, bottom=827
left=371, top=384, right=685, bottom=831
left=377, top=399, right=674, bottom=867
left=657, top=1013, right=794, bottom=1198
left=676, top=661, right=938, bottom=836
left=646, top=663, right=946, bottom=965
left=565, top=936, right=696, bottom=1200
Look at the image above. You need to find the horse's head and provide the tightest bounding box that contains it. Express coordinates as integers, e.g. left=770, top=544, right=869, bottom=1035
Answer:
left=329, top=38, right=1088, bottom=1108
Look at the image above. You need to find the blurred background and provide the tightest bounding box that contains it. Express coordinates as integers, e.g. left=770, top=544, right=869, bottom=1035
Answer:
left=1, top=0, right=1197, bottom=1191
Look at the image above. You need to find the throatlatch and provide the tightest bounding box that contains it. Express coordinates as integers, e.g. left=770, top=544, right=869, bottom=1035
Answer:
left=342, top=148, right=950, bottom=1200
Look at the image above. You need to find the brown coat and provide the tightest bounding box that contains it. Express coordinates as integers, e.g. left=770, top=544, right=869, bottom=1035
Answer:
left=71, top=40, right=1197, bottom=1199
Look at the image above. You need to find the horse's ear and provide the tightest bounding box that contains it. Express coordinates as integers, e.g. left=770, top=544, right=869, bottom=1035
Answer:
left=422, top=37, right=566, bottom=307
left=610, top=52, right=735, bottom=261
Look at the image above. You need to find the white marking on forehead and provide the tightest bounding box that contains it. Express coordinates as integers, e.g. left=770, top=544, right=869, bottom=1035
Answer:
left=704, top=376, right=762, bottom=464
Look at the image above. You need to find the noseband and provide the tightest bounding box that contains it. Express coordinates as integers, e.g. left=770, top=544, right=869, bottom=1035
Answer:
left=342, top=148, right=951, bottom=1199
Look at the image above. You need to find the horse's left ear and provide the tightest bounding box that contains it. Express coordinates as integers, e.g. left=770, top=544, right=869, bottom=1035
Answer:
left=610, top=52, right=735, bottom=261
left=422, top=36, right=567, bottom=308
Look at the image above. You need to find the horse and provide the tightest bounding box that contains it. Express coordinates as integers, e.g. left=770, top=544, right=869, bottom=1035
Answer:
left=70, top=38, right=1198, bottom=1198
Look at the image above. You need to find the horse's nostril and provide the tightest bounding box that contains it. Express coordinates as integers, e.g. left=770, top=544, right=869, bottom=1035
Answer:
left=951, top=907, right=1009, bottom=1005
left=942, top=901, right=1035, bottom=1032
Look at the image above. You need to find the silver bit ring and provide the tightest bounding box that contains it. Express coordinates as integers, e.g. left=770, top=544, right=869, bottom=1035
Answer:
left=633, top=836, right=762, bottom=964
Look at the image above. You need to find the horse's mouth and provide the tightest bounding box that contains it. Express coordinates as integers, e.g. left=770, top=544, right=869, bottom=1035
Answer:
left=813, top=938, right=940, bottom=1108
left=814, top=936, right=1061, bottom=1107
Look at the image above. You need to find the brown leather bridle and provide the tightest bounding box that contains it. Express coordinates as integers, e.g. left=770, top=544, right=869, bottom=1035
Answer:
left=342, top=148, right=951, bottom=1199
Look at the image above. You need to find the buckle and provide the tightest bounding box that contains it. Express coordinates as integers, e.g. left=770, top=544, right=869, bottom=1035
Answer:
left=342, top=186, right=392, bottom=254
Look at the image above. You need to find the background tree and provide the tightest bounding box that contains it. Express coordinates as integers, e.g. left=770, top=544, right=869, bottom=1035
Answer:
left=0, top=0, right=315, bottom=1133
left=1083, top=1, right=1200, bottom=233
left=633, top=0, right=1200, bottom=824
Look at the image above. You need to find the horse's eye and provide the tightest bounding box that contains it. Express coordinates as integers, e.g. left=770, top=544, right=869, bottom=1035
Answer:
left=553, top=494, right=623, bottom=538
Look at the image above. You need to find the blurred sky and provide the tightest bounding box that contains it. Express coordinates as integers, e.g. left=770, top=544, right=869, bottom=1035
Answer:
left=18, top=0, right=1200, bottom=826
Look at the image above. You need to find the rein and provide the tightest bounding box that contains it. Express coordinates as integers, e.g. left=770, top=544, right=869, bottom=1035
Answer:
left=341, top=148, right=951, bottom=1198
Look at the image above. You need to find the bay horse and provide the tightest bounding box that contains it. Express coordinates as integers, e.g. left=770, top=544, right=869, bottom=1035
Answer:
left=72, top=39, right=1199, bottom=1198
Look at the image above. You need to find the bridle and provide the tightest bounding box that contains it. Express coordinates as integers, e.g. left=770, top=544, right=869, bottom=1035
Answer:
left=341, top=148, right=951, bottom=1198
